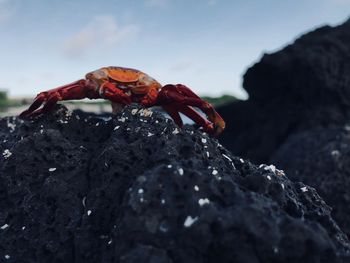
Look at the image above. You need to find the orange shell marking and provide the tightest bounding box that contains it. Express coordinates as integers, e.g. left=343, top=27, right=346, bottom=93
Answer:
left=106, top=67, right=141, bottom=83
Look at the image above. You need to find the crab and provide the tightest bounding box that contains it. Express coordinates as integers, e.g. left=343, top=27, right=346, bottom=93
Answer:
left=19, top=66, right=225, bottom=136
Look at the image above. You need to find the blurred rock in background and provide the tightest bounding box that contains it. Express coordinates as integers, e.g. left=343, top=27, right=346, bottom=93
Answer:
left=218, top=18, right=350, bottom=237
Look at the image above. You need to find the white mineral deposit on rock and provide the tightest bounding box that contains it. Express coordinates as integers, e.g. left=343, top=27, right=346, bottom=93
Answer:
left=183, top=216, right=198, bottom=228
left=198, top=198, right=210, bottom=207
left=2, top=149, right=12, bottom=159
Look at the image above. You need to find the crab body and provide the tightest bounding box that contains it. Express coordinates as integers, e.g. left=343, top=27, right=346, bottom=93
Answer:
left=20, top=66, right=225, bottom=136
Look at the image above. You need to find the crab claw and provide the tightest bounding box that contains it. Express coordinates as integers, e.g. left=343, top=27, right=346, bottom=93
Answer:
left=19, top=79, right=89, bottom=119
left=157, top=84, right=226, bottom=136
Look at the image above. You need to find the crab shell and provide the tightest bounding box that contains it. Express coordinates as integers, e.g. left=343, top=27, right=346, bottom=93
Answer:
left=19, top=66, right=226, bottom=136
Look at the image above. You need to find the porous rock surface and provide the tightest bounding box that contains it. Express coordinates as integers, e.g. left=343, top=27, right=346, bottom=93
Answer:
left=271, top=126, right=350, bottom=240
left=217, top=18, right=350, bottom=238
left=218, top=18, right=350, bottom=163
left=0, top=105, right=349, bottom=263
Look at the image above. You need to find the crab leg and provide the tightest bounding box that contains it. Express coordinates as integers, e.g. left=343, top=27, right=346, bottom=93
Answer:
left=162, top=103, right=184, bottom=127
left=99, top=82, right=132, bottom=106
left=19, top=93, right=47, bottom=118
left=19, top=79, right=93, bottom=118
left=162, top=102, right=213, bottom=132
left=158, top=84, right=225, bottom=136
left=25, top=94, right=60, bottom=118
left=177, top=105, right=214, bottom=133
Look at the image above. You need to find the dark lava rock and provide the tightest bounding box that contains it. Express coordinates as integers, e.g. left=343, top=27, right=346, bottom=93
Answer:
left=218, top=18, right=350, bottom=163
left=0, top=105, right=349, bottom=262
left=216, top=18, right=350, bottom=240
left=271, top=126, right=350, bottom=239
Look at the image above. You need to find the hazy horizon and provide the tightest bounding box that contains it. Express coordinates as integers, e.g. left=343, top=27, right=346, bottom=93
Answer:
left=1, top=0, right=350, bottom=99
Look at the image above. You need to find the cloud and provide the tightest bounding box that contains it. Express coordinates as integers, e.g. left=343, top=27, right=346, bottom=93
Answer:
left=324, top=0, right=350, bottom=4
left=63, top=15, right=140, bottom=58
left=170, top=60, right=194, bottom=72
left=145, top=0, right=169, bottom=7
left=146, top=0, right=216, bottom=7
left=207, top=0, right=219, bottom=6
left=0, top=0, right=14, bottom=23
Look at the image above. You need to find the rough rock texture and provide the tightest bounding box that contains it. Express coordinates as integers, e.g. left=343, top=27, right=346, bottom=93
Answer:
left=216, top=18, right=350, bottom=238
left=271, top=127, right=350, bottom=239
left=218, top=18, right=350, bottom=163
left=0, top=105, right=349, bottom=263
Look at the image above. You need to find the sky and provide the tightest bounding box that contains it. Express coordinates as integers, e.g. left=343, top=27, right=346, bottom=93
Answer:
left=0, top=0, right=350, bottom=99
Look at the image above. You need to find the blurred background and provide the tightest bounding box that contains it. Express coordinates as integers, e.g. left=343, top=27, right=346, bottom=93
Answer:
left=1, top=0, right=350, bottom=115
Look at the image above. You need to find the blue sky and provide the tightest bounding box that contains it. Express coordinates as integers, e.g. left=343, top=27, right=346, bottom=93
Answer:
left=0, top=0, right=350, bottom=98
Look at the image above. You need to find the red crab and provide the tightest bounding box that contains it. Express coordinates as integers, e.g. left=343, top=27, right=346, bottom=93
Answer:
left=19, top=66, right=225, bottom=136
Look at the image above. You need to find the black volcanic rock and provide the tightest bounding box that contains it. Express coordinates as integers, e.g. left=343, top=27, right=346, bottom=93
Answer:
left=271, top=126, right=350, bottom=239
left=0, top=105, right=349, bottom=262
left=216, top=18, right=350, bottom=239
left=218, top=18, right=350, bottom=163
